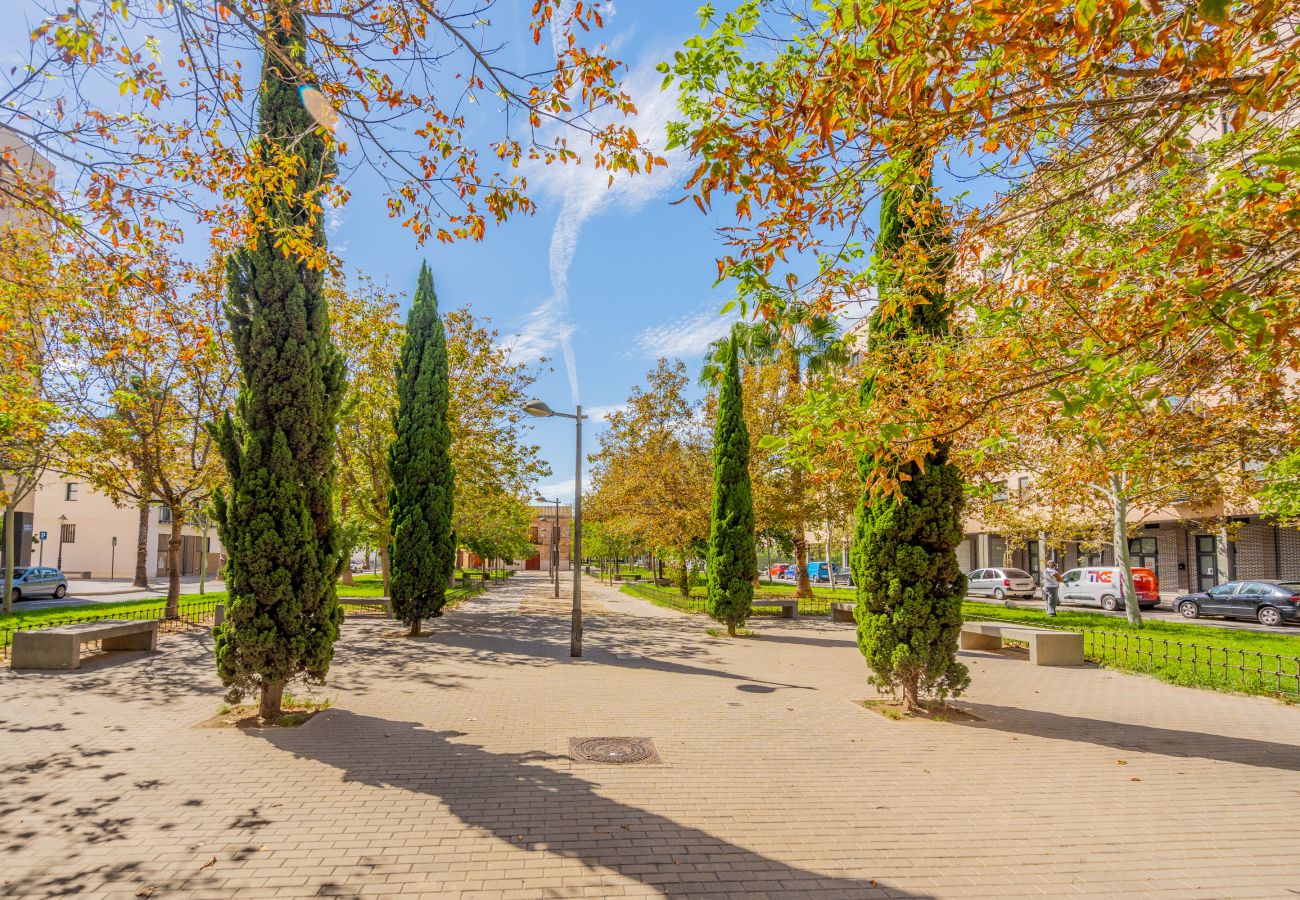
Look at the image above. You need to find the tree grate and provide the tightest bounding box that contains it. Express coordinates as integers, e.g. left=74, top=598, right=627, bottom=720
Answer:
left=569, top=736, right=661, bottom=765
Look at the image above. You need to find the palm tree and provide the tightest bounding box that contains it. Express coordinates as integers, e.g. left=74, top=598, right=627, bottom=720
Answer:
left=702, top=297, right=847, bottom=600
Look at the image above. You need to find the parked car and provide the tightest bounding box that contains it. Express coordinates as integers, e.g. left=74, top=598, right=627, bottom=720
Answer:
left=777, top=564, right=797, bottom=582
left=8, top=566, right=69, bottom=602
left=966, top=567, right=1036, bottom=602
left=1173, top=581, right=1300, bottom=627
left=1058, top=566, right=1160, bottom=611
left=833, top=569, right=854, bottom=586
left=767, top=563, right=791, bottom=579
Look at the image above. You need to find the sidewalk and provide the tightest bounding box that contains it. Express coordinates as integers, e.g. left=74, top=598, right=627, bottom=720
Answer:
left=1, top=572, right=1298, bottom=897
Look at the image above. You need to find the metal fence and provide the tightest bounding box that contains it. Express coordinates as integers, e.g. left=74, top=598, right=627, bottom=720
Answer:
left=0, top=597, right=223, bottom=660
left=619, top=582, right=841, bottom=618
left=966, top=613, right=1300, bottom=699
left=0, top=585, right=491, bottom=661
left=619, top=583, right=1300, bottom=700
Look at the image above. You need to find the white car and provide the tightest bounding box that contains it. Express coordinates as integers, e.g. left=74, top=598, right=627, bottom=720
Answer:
left=966, top=567, right=1036, bottom=603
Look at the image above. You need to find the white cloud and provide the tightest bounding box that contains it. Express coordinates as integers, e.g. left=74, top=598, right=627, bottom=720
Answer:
left=535, top=477, right=577, bottom=503
left=633, top=307, right=732, bottom=360
left=583, top=402, right=629, bottom=422
left=517, top=28, right=689, bottom=404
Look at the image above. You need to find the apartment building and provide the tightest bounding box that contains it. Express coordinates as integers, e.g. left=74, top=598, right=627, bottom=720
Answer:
left=1, top=470, right=224, bottom=580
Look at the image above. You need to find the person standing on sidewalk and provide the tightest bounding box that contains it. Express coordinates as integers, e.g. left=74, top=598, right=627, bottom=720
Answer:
left=1042, top=561, right=1062, bottom=617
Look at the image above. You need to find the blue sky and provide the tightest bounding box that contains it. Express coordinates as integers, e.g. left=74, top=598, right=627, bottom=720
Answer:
left=326, top=3, right=737, bottom=502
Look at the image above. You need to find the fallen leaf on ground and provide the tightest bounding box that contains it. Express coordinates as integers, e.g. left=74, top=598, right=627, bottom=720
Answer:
left=135, top=888, right=155, bottom=898
left=1130, top=777, right=1142, bottom=782
left=1115, top=760, right=1128, bottom=765
left=200, top=856, right=216, bottom=870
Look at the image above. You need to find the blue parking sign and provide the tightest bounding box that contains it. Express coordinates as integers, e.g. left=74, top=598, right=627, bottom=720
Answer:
left=38, top=531, right=47, bottom=541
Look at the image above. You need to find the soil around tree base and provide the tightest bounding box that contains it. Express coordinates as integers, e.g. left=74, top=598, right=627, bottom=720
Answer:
left=858, top=699, right=983, bottom=723
left=194, top=705, right=327, bottom=729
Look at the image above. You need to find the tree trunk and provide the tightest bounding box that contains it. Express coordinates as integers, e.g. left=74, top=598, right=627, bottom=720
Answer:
left=341, top=566, right=354, bottom=585
left=2, top=503, right=14, bottom=615
left=166, top=507, right=184, bottom=618
left=1110, top=472, right=1143, bottom=627
left=259, top=678, right=286, bottom=722
left=900, top=673, right=921, bottom=713
left=677, top=562, right=690, bottom=597
left=793, top=528, right=812, bottom=599
left=727, top=622, right=737, bottom=637
left=133, top=500, right=151, bottom=588
left=379, top=539, right=391, bottom=594
left=409, top=616, right=422, bottom=637
left=786, top=354, right=813, bottom=600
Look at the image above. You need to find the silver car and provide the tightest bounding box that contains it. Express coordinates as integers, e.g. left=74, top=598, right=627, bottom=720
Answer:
left=966, top=567, right=1036, bottom=603
left=8, top=567, right=69, bottom=602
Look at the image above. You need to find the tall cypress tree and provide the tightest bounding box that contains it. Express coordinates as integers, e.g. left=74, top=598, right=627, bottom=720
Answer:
left=387, top=262, right=455, bottom=636
left=212, top=12, right=347, bottom=722
left=851, top=158, right=969, bottom=712
left=706, top=333, right=756, bottom=636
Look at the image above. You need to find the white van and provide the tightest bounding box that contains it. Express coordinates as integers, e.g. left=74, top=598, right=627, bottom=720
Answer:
left=1058, top=567, right=1161, bottom=611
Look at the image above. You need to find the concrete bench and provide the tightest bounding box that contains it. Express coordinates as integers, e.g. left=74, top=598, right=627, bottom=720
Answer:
left=831, top=601, right=855, bottom=623
left=752, top=598, right=798, bottom=619
left=12, top=619, right=159, bottom=671
left=612, top=573, right=642, bottom=582
left=959, top=621, right=1084, bottom=667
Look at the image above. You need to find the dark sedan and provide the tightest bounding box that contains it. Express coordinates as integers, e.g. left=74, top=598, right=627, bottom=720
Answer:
left=1173, top=581, right=1300, bottom=627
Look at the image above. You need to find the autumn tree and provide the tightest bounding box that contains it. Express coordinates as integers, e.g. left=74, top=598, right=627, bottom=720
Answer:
left=331, top=274, right=404, bottom=590
left=0, top=221, right=58, bottom=614
left=58, top=253, right=234, bottom=613
left=588, top=360, right=712, bottom=596
left=706, top=334, right=755, bottom=635
left=212, top=14, right=347, bottom=722
left=332, top=276, right=549, bottom=593
left=388, top=263, right=456, bottom=636
left=6, top=1, right=660, bottom=298
left=704, top=303, right=844, bottom=596
left=665, top=1, right=1300, bottom=496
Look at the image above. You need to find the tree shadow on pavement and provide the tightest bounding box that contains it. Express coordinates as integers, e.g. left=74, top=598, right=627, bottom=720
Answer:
left=263, top=709, right=925, bottom=899
left=957, top=702, right=1300, bottom=772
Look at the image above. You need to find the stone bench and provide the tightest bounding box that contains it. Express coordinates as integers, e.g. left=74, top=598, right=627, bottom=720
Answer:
left=959, top=621, right=1084, bottom=667
left=12, top=619, right=159, bottom=671
left=752, top=598, right=798, bottom=619
left=612, top=573, right=641, bottom=582
left=831, top=601, right=855, bottom=623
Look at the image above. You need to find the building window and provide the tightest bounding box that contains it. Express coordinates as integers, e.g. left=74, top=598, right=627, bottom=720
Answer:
left=991, top=482, right=1009, bottom=502
left=1129, top=536, right=1157, bottom=571
left=64, top=483, right=78, bottom=501
left=159, top=506, right=172, bottom=524
left=60, top=523, right=76, bottom=544
left=1017, top=476, right=1029, bottom=497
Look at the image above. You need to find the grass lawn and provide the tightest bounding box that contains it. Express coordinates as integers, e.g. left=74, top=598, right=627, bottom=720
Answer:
left=620, top=581, right=1300, bottom=700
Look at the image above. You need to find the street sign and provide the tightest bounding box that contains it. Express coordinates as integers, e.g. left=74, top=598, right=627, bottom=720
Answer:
left=38, top=531, right=47, bottom=541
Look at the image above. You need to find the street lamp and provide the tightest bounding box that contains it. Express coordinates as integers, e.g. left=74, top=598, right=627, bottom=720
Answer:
left=56, top=514, right=67, bottom=570
left=535, top=494, right=562, bottom=599
left=524, top=399, right=587, bottom=658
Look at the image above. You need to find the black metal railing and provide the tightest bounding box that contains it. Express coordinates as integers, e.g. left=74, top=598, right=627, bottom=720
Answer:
left=965, top=612, right=1300, bottom=699
left=0, top=597, right=222, bottom=660
left=618, top=581, right=845, bottom=618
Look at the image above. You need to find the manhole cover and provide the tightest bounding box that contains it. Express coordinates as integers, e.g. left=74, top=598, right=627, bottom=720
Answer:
left=569, top=737, right=661, bottom=765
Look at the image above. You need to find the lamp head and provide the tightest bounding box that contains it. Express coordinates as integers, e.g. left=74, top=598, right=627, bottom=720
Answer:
left=522, top=400, right=554, bottom=418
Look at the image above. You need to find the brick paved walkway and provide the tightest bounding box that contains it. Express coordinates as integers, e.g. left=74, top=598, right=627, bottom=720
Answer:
left=2, top=573, right=1299, bottom=899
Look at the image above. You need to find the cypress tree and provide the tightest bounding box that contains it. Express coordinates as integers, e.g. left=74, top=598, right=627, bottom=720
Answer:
left=212, top=12, right=347, bottom=722
left=706, top=333, right=756, bottom=636
left=851, top=158, right=969, bottom=712
left=387, top=262, right=456, bottom=636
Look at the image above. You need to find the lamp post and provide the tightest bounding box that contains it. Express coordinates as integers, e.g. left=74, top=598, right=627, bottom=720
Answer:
left=523, top=399, right=586, bottom=658
left=535, top=495, right=561, bottom=599
left=56, top=514, right=67, bottom=570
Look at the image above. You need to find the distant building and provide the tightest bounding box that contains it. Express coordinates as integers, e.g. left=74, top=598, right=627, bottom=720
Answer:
left=11, top=471, right=223, bottom=580
left=524, top=503, right=572, bottom=573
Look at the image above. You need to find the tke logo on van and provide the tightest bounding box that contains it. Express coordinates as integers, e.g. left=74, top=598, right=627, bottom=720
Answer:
left=1085, top=571, right=1115, bottom=584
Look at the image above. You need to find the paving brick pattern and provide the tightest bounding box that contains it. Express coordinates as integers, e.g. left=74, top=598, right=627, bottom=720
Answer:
left=2, top=573, right=1299, bottom=898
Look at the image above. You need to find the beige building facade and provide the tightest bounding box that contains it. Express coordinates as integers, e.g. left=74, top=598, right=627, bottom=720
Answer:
left=6, top=471, right=223, bottom=581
